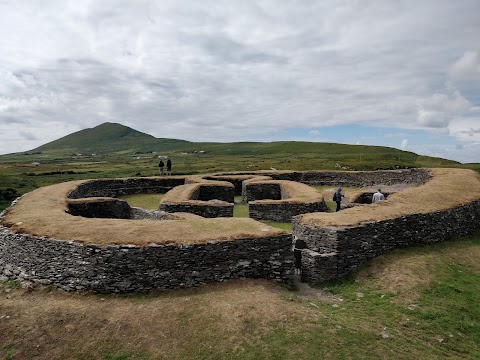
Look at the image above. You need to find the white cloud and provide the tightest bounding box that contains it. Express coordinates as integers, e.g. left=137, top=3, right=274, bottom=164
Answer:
left=309, top=130, right=320, bottom=136
left=400, top=139, right=408, bottom=150
left=448, top=119, right=480, bottom=142
left=417, top=110, right=449, bottom=128
left=450, top=51, right=480, bottom=79
left=412, top=142, right=480, bottom=164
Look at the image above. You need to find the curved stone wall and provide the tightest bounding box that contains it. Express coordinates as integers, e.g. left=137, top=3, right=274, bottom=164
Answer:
left=67, top=198, right=132, bottom=218
left=292, top=168, right=480, bottom=284
left=243, top=179, right=328, bottom=222
left=67, top=177, right=186, bottom=199
left=217, top=168, right=431, bottom=187
left=0, top=225, right=293, bottom=292
left=159, top=182, right=235, bottom=218
left=295, top=200, right=480, bottom=283
left=1, top=167, right=478, bottom=292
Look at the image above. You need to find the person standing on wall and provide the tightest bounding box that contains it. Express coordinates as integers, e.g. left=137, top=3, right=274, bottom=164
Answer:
left=333, top=187, right=344, bottom=212
left=158, top=160, right=165, bottom=176
left=166, top=158, right=172, bottom=176
left=372, top=189, right=385, bottom=203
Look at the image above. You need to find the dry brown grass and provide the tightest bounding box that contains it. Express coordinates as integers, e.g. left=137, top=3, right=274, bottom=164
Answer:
left=0, top=280, right=314, bottom=360
left=159, top=183, right=200, bottom=202
left=299, top=168, right=480, bottom=227
left=1, top=180, right=284, bottom=246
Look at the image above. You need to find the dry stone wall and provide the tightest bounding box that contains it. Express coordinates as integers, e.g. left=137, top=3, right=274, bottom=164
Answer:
left=204, top=175, right=263, bottom=195
left=249, top=202, right=328, bottom=222
left=0, top=225, right=293, bottom=293
left=159, top=183, right=235, bottom=218
left=68, top=177, right=186, bottom=198
left=244, top=183, right=282, bottom=202
left=197, top=184, right=234, bottom=202
left=244, top=180, right=328, bottom=222
left=67, top=198, right=132, bottom=219
left=219, top=168, right=430, bottom=187
left=159, top=201, right=234, bottom=218
left=294, top=200, right=480, bottom=284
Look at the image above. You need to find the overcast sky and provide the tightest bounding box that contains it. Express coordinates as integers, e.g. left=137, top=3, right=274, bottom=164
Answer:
left=1, top=1, right=479, bottom=162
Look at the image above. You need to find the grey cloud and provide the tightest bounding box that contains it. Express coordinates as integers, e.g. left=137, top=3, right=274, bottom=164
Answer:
left=19, top=130, right=37, bottom=140
left=460, top=128, right=480, bottom=136
left=450, top=51, right=480, bottom=79
left=0, top=116, right=27, bottom=125
left=197, top=35, right=287, bottom=65
left=1, top=0, right=480, bottom=162
left=418, top=111, right=449, bottom=128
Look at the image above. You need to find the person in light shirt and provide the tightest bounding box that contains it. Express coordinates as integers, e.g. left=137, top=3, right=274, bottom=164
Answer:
left=372, top=189, right=385, bottom=203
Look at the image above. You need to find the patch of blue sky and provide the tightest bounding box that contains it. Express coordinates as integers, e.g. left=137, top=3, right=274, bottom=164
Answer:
left=269, top=124, right=457, bottom=151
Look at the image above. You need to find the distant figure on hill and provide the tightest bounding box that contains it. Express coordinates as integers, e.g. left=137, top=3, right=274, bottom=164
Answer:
left=158, top=160, right=165, bottom=176
left=372, top=189, right=385, bottom=203
left=166, top=158, right=172, bottom=176
left=333, top=187, right=344, bottom=212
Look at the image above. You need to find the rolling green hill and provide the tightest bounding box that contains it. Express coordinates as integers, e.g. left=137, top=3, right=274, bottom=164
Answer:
left=33, top=122, right=190, bottom=153
left=28, top=123, right=460, bottom=167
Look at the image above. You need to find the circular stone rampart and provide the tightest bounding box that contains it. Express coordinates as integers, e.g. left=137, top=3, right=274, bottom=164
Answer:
left=1, top=168, right=478, bottom=292
left=159, top=181, right=235, bottom=218
left=0, top=177, right=292, bottom=292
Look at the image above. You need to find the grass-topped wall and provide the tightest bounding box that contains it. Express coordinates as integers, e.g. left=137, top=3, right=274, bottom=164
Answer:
left=1, top=168, right=479, bottom=292
left=292, top=168, right=480, bottom=283
left=243, top=179, right=328, bottom=222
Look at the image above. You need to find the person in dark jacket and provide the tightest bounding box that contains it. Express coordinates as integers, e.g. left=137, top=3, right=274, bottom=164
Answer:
left=333, top=187, right=344, bottom=212
left=158, top=160, right=164, bottom=176
left=294, top=238, right=307, bottom=276
left=166, top=158, right=172, bottom=176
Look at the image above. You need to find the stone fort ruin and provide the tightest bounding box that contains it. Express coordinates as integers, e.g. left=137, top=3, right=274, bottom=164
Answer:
left=1, top=168, right=479, bottom=293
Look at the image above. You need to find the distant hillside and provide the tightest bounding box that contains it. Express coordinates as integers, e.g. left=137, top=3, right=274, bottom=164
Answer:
left=28, top=122, right=461, bottom=168
left=33, top=122, right=191, bottom=153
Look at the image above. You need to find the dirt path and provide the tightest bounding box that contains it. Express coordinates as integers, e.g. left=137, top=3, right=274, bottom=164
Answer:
left=292, top=275, right=341, bottom=302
